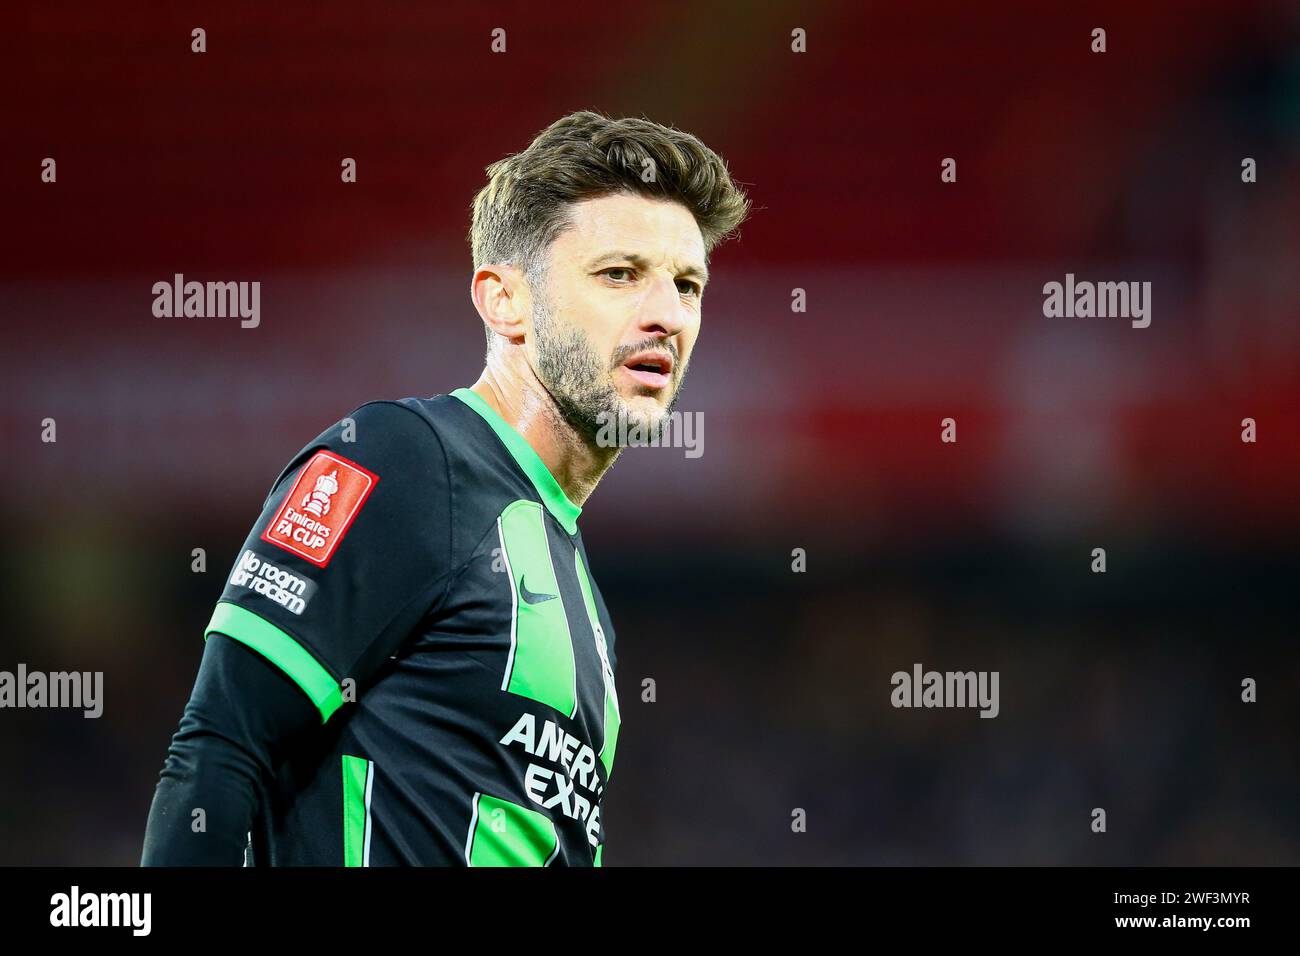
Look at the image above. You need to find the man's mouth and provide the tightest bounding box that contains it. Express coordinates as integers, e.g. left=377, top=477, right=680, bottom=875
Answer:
left=618, top=350, right=674, bottom=390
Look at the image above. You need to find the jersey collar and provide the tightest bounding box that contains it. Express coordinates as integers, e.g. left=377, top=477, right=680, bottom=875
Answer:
left=451, top=387, right=582, bottom=535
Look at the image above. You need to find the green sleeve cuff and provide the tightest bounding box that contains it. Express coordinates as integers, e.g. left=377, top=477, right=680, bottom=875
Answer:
left=205, top=601, right=345, bottom=722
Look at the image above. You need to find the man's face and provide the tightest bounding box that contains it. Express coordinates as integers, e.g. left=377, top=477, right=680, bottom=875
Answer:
left=526, top=191, right=707, bottom=442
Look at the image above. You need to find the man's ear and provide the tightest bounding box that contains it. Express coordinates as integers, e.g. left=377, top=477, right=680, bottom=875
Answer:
left=470, top=263, right=530, bottom=345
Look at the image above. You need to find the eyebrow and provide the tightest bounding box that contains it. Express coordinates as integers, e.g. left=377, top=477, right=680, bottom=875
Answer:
left=588, top=252, right=709, bottom=288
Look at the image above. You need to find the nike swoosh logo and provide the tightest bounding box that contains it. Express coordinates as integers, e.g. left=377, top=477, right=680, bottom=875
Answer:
left=519, top=576, right=557, bottom=605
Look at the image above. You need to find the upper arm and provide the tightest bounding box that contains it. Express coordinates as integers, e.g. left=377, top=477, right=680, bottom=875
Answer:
left=205, top=401, right=454, bottom=722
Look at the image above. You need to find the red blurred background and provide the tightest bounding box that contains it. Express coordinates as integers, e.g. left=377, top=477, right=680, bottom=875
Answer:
left=2, top=1, right=1298, bottom=864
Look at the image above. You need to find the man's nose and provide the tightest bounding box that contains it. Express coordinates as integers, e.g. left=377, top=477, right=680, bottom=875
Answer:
left=635, top=274, right=688, bottom=338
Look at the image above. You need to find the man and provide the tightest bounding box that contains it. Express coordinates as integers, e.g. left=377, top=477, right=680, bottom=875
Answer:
left=140, top=110, right=750, bottom=866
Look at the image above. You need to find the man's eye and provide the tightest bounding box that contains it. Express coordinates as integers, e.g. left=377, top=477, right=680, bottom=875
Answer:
left=601, top=269, right=698, bottom=296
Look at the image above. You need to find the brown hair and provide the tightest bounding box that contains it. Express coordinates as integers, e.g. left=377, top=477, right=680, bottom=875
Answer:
left=469, top=110, right=751, bottom=291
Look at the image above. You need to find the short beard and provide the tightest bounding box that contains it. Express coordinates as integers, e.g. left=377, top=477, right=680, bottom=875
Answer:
left=532, top=289, right=681, bottom=446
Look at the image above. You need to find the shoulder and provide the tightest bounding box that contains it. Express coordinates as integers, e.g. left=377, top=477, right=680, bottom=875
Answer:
left=336, top=395, right=494, bottom=455
left=261, top=396, right=469, bottom=506
left=333, top=397, right=445, bottom=448
left=307, top=396, right=475, bottom=467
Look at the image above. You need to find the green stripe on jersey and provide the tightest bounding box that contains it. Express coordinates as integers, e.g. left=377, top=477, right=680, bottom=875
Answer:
left=497, top=500, right=577, bottom=717
left=205, top=601, right=344, bottom=722
left=341, top=755, right=372, bottom=867
left=574, top=549, right=620, bottom=778
left=467, top=793, right=558, bottom=867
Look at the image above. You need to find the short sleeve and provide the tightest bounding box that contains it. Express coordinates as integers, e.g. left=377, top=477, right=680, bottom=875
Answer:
left=204, top=401, right=453, bottom=722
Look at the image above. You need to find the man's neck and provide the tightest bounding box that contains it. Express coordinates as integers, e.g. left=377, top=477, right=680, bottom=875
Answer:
left=466, top=368, right=619, bottom=508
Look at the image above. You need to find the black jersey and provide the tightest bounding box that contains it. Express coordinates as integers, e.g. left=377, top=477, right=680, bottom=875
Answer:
left=205, top=389, right=621, bottom=866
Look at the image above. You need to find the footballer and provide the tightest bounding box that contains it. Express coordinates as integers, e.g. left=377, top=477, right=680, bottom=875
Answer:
left=140, top=111, right=750, bottom=866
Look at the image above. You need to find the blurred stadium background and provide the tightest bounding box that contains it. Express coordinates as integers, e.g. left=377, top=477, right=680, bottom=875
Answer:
left=2, top=1, right=1298, bottom=864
